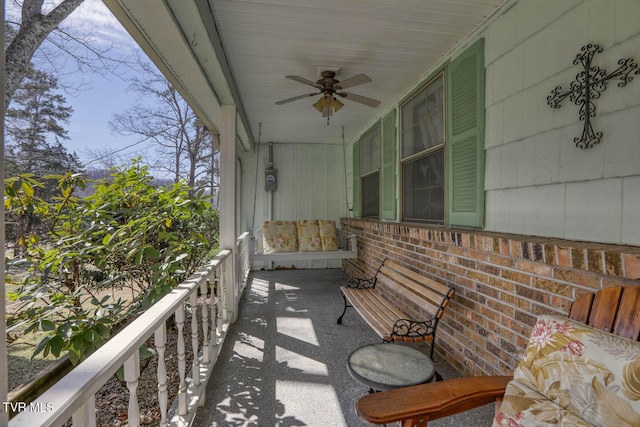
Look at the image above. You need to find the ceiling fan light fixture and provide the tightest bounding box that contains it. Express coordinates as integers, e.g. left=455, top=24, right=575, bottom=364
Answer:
left=313, top=97, right=325, bottom=113
left=332, top=97, right=344, bottom=113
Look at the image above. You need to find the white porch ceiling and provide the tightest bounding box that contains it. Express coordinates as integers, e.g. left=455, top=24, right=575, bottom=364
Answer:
left=104, top=0, right=507, bottom=149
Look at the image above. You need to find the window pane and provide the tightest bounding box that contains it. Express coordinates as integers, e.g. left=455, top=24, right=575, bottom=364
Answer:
left=402, top=150, right=444, bottom=222
left=401, top=73, right=444, bottom=159
left=426, top=76, right=445, bottom=147
left=362, top=172, right=379, bottom=218
left=360, top=124, right=380, bottom=175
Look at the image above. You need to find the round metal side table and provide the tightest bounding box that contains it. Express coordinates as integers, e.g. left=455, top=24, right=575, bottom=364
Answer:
left=347, top=343, right=435, bottom=393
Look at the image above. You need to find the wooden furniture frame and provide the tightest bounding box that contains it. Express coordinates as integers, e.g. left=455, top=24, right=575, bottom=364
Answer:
left=337, top=259, right=455, bottom=359
left=250, top=228, right=358, bottom=263
left=356, top=285, right=640, bottom=426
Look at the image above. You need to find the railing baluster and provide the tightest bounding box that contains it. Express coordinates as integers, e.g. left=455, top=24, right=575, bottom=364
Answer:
left=190, top=292, right=200, bottom=387
left=220, top=262, right=228, bottom=323
left=201, top=280, right=210, bottom=365
left=72, top=395, right=96, bottom=427
left=155, top=324, right=168, bottom=427
left=211, top=273, right=219, bottom=357
left=175, top=303, right=187, bottom=416
left=124, top=351, right=141, bottom=427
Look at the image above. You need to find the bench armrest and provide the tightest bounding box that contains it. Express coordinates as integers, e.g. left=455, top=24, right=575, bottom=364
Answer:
left=356, top=375, right=511, bottom=425
left=346, top=276, right=376, bottom=289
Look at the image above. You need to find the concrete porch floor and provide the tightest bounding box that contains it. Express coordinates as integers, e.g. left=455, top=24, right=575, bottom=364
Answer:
left=193, top=268, right=495, bottom=427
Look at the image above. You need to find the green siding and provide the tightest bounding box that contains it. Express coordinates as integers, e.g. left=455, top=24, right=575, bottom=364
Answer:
left=380, top=109, right=397, bottom=220
left=446, top=39, right=485, bottom=228
left=352, top=140, right=361, bottom=218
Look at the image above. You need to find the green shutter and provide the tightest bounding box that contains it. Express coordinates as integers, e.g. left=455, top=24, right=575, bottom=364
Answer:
left=352, top=140, right=361, bottom=218
left=380, top=109, right=397, bottom=220
left=446, top=38, right=485, bottom=228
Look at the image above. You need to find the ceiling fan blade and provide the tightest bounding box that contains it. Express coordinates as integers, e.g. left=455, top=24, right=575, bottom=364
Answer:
left=285, top=75, right=322, bottom=89
left=338, top=91, right=381, bottom=108
left=333, top=74, right=372, bottom=90
left=275, top=93, right=317, bottom=105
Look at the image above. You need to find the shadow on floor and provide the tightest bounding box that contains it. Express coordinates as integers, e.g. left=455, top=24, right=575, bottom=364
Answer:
left=193, top=269, right=494, bottom=427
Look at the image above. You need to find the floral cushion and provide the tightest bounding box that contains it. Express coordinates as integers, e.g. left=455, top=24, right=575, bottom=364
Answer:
left=318, top=220, right=339, bottom=251
left=495, top=378, right=590, bottom=426
left=493, top=314, right=640, bottom=427
left=296, top=220, right=322, bottom=252
left=262, top=221, right=298, bottom=253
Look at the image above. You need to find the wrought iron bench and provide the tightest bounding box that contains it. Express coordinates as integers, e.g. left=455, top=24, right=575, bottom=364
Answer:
left=356, top=285, right=640, bottom=426
left=337, top=259, right=455, bottom=359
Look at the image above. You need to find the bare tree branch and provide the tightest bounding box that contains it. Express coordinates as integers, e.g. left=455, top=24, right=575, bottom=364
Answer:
left=110, top=57, right=218, bottom=193
left=5, top=0, right=135, bottom=107
left=5, top=0, right=85, bottom=107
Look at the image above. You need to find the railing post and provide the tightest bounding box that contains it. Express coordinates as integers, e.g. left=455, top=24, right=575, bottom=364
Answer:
left=155, top=323, right=168, bottom=427
left=219, top=104, right=238, bottom=323
left=124, top=351, right=141, bottom=427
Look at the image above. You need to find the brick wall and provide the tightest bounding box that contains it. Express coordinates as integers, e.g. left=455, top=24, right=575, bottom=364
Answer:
left=341, top=218, right=640, bottom=376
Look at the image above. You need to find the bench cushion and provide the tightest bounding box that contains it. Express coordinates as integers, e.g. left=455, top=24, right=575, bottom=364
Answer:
left=318, top=220, right=339, bottom=251
left=493, top=314, right=640, bottom=426
left=495, top=379, right=589, bottom=426
left=262, top=221, right=298, bottom=253
left=297, top=220, right=322, bottom=252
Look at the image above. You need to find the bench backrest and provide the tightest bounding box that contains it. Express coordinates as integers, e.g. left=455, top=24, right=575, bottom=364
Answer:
left=569, top=285, right=640, bottom=341
left=378, top=259, right=455, bottom=320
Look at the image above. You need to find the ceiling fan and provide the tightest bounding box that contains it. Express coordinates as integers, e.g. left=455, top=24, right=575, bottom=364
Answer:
left=275, top=70, right=381, bottom=118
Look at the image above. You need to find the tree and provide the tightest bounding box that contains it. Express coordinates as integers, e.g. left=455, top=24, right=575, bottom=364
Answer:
left=110, top=58, right=219, bottom=195
left=4, top=0, right=85, bottom=108
left=5, top=65, right=84, bottom=244
left=5, top=66, right=82, bottom=173
left=5, top=0, right=131, bottom=109
left=5, top=65, right=83, bottom=183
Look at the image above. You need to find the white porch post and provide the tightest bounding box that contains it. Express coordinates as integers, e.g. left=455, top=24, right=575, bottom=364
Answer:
left=219, top=105, right=238, bottom=323
left=0, top=7, right=9, bottom=425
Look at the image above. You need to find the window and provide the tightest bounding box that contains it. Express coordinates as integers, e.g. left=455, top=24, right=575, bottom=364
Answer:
left=360, top=124, right=380, bottom=218
left=351, top=39, right=484, bottom=227
left=401, top=72, right=445, bottom=222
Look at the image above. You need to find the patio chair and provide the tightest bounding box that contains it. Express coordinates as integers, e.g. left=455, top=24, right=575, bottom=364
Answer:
left=356, top=286, right=640, bottom=426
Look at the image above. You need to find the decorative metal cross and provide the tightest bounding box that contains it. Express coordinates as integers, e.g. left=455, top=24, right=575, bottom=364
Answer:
left=547, top=43, right=639, bottom=149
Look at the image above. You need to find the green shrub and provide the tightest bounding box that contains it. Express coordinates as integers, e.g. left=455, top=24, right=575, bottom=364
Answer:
left=6, top=160, right=220, bottom=364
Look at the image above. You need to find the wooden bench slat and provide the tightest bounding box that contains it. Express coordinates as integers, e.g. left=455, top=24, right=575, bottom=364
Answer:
left=379, top=269, right=444, bottom=311
left=342, top=288, right=402, bottom=335
left=346, top=294, right=393, bottom=337
left=568, top=292, right=594, bottom=323
left=588, top=286, right=623, bottom=332
left=345, top=288, right=406, bottom=334
left=613, top=286, right=640, bottom=340
left=383, top=260, right=452, bottom=296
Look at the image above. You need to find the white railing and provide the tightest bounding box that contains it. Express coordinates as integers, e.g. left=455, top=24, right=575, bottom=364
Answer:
left=9, top=232, right=251, bottom=427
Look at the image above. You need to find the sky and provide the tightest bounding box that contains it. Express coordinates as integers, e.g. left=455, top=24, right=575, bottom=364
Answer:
left=6, top=0, right=159, bottom=170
